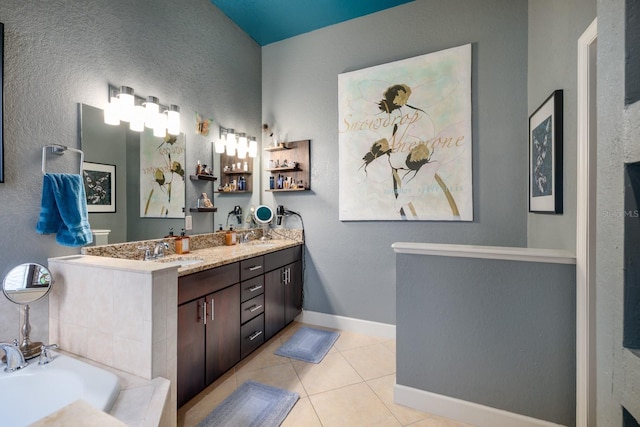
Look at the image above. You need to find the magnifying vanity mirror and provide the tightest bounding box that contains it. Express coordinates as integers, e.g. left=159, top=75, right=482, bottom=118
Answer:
left=2, top=263, right=54, bottom=359
left=254, top=205, right=274, bottom=239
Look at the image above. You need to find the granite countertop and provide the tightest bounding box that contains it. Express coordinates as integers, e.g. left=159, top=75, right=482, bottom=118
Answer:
left=160, top=239, right=301, bottom=276
left=79, top=229, right=304, bottom=277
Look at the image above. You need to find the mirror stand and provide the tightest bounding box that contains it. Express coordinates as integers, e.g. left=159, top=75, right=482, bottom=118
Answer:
left=19, top=304, right=43, bottom=359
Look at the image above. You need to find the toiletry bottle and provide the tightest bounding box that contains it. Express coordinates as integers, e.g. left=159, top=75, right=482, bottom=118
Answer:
left=176, top=229, right=190, bottom=254
left=225, top=226, right=237, bottom=246
left=269, top=176, right=275, bottom=189
left=165, top=228, right=175, bottom=238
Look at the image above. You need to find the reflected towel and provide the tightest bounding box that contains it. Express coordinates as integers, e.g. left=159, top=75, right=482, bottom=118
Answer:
left=36, top=173, right=93, bottom=247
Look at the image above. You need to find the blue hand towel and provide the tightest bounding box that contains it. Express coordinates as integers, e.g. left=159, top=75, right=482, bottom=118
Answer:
left=36, top=173, right=93, bottom=247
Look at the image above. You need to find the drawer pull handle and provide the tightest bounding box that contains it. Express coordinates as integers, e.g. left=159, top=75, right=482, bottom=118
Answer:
left=248, top=285, right=263, bottom=292
left=248, top=330, right=263, bottom=341
left=248, top=265, right=263, bottom=271
left=248, top=304, right=263, bottom=313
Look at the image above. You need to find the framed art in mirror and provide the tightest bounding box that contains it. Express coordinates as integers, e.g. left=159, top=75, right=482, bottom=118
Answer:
left=529, top=89, right=563, bottom=214
left=83, top=161, right=116, bottom=213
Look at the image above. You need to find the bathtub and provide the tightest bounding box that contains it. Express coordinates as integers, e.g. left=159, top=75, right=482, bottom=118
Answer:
left=0, top=351, right=121, bottom=426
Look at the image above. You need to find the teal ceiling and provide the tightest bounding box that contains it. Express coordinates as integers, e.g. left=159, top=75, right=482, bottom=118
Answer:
left=210, top=0, right=414, bottom=46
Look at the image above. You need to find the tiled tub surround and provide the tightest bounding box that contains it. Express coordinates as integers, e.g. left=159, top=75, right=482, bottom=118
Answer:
left=49, top=230, right=303, bottom=426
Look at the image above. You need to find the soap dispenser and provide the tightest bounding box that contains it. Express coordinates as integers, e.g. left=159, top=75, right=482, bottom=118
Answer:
left=176, top=228, right=190, bottom=254
left=225, top=226, right=237, bottom=246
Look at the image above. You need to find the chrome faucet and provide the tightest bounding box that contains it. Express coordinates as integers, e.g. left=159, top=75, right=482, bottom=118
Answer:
left=39, top=343, right=58, bottom=365
left=138, top=242, right=169, bottom=261
left=0, top=340, right=28, bottom=372
left=153, top=242, right=169, bottom=259
left=240, top=230, right=256, bottom=244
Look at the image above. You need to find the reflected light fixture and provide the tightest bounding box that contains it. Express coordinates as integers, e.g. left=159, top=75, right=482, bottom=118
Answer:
left=104, top=84, right=180, bottom=137
left=225, top=128, right=237, bottom=156
left=217, top=126, right=257, bottom=158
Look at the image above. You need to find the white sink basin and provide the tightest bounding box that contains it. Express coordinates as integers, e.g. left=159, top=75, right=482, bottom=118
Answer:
left=0, top=352, right=120, bottom=426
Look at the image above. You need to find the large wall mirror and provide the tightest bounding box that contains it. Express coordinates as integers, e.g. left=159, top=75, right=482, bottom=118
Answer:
left=79, top=103, right=187, bottom=243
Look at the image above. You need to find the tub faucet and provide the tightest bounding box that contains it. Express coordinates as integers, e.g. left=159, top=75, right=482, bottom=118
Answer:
left=0, top=340, right=28, bottom=372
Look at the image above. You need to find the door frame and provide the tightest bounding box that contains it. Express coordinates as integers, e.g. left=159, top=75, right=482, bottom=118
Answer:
left=576, top=17, right=597, bottom=427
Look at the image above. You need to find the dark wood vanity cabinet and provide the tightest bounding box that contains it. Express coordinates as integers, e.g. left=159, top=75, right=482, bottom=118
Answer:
left=177, top=264, right=240, bottom=407
left=177, top=244, right=303, bottom=408
left=264, top=246, right=303, bottom=341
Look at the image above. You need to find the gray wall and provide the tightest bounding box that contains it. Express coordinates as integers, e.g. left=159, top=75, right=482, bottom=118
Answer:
left=597, top=0, right=640, bottom=424
left=396, top=254, right=576, bottom=426
left=0, top=0, right=261, bottom=343
left=527, top=0, right=597, bottom=250
left=262, top=0, right=529, bottom=325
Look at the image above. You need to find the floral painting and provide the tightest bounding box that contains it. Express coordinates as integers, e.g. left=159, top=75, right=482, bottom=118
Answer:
left=338, top=44, right=473, bottom=221
left=140, top=130, right=185, bottom=218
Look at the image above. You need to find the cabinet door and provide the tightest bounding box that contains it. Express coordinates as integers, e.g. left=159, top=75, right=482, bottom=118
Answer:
left=205, top=284, right=241, bottom=386
left=285, top=260, right=303, bottom=325
left=177, top=298, right=206, bottom=407
left=264, top=267, right=285, bottom=341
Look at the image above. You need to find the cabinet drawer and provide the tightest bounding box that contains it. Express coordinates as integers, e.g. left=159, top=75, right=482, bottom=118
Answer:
left=240, top=256, right=264, bottom=281
left=241, top=313, right=264, bottom=359
left=240, top=276, right=264, bottom=302
left=264, top=245, right=302, bottom=272
left=178, top=263, right=239, bottom=305
left=241, top=294, right=264, bottom=324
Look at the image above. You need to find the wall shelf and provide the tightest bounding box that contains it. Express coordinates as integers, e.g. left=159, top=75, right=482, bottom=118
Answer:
left=265, top=139, right=310, bottom=192
left=219, top=153, right=253, bottom=192
left=189, top=207, right=217, bottom=212
left=189, top=174, right=217, bottom=182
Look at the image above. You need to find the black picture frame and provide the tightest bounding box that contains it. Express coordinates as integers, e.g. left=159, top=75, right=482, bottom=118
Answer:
left=82, top=161, right=116, bottom=213
left=0, top=22, right=4, bottom=183
left=529, top=90, right=563, bottom=214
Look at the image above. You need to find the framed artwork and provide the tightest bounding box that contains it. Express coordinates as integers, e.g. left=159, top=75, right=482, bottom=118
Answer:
left=338, top=44, right=473, bottom=221
left=529, top=90, right=563, bottom=213
left=140, top=130, right=185, bottom=218
left=82, top=162, right=116, bottom=213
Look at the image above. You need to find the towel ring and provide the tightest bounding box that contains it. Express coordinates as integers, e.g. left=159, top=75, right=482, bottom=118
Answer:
left=41, top=144, right=84, bottom=175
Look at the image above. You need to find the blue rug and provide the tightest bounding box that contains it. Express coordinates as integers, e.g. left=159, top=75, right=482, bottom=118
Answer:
left=275, top=326, right=340, bottom=363
left=197, top=381, right=298, bottom=427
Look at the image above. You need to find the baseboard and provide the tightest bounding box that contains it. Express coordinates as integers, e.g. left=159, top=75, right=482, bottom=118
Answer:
left=394, top=384, right=567, bottom=427
left=297, top=310, right=396, bottom=339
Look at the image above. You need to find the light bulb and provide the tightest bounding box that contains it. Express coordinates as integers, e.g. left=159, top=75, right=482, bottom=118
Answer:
left=104, top=96, right=120, bottom=125
left=225, top=129, right=236, bottom=156
left=144, top=96, right=159, bottom=128
left=118, top=86, right=134, bottom=122
left=130, top=104, right=145, bottom=132
left=167, top=105, right=180, bottom=136
left=248, top=138, right=258, bottom=158
left=154, top=112, right=167, bottom=138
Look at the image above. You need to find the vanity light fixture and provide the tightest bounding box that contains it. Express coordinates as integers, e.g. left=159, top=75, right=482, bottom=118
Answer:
left=217, top=126, right=257, bottom=158
left=144, top=96, right=160, bottom=128
left=104, top=85, right=180, bottom=137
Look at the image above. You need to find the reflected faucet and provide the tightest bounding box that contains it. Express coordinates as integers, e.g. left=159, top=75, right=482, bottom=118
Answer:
left=0, top=340, right=28, bottom=372
left=240, top=230, right=256, bottom=244
left=154, top=242, right=169, bottom=259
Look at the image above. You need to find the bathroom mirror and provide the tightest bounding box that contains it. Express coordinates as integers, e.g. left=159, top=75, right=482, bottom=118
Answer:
left=2, top=263, right=53, bottom=359
left=80, top=103, right=186, bottom=243
left=2, top=263, right=52, bottom=304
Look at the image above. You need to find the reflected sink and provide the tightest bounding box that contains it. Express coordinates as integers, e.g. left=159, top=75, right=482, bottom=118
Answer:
left=155, top=257, right=204, bottom=268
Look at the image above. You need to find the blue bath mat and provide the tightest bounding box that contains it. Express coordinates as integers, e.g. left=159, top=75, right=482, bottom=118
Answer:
left=197, top=381, right=298, bottom=427
left=275, top=326, right=340, bottom=363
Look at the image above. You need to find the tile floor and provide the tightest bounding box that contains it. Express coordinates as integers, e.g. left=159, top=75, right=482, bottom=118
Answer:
left=177, top=322, right=473, bottom=427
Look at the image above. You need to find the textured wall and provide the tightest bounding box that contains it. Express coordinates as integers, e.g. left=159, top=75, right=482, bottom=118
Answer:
left=527, top=0, right=597, bottom=250
left=262, top=0, right=529, bottom=324
left=0, top=0, right=261, bottom=344
left=597, top=0, right=640, bottom=424
left=396, top=254, right=576, bottom=425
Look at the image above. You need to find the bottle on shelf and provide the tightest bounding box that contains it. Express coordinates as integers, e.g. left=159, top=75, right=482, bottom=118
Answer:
left=269, top=176, right=275, bottom=190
